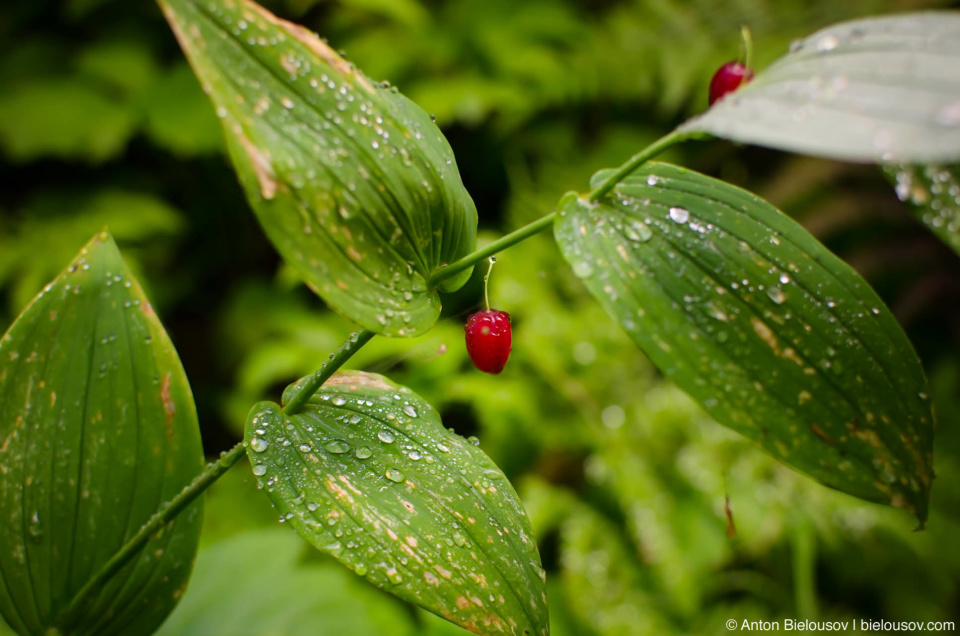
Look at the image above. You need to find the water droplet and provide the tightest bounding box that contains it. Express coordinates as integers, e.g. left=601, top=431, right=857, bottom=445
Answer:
left=298, top=444, right=312, bottom=453
left=28, top=512, right=42, bottom=542
left=252, top=464, right=267, bottom=476
left=250, top=437, right=269, bottom=452
left=646, top=175, right=659, bottom=186
left=467, top=436, right=480, bottom=446
left=325, top=440, right=351, bottom=454
left=436, top=442, right=450, bottom=453
left=378, top=429, right=395, bottom=443
left=816, top=34, right=839, bottom=52
left=331, top=396, right=347, bottom=406
left=668, top=207, right=690, bottom=224
left=385, top=468, right=405, bottom=482
left=403, top=405, right=418, bottom=418
left=624, top=220, right=652, bottom=242
left=355, top=446, right=373, bottom=459
left=766, top=287, right=786, bottom=305
left=572, top=261, right=593, bottom=278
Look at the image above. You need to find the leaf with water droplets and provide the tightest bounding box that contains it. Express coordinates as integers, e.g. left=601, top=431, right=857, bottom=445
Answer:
left=157, top=0, right=477, bottom=337
left=884, top=163, right=960, bottom=256
left=0, top=233, right=205, bottom=635
left=244, top=370, right=548, bottom=636
left=681, top=12, right=960, bottom=163
left=554, top=163, right=934, bottom=523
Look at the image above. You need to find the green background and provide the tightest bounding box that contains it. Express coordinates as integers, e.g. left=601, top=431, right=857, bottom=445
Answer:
left=1, top=0, right=959, bottom=633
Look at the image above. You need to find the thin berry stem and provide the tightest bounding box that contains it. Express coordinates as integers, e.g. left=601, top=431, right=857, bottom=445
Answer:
left=483, top=258, right=495, bottom=310
left=587, top=130, right=699, bottom=202
left=741, top=25, right=754, bottom=71
left=428, top=213, right=556, bottom=288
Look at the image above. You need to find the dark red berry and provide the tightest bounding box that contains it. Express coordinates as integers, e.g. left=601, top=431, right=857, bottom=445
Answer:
left=465, top=309, right=511, bottom=374
left=708, top=61, right=754, bottom=106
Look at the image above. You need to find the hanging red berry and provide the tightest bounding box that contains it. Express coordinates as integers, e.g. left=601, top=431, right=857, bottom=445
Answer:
left=465, top=309, right=512, bottom=374
left=708, top=62, right=754, bottom=105
left=708, top=26, right=755, bottom=106
left=464, top=257, right=511, bottom=374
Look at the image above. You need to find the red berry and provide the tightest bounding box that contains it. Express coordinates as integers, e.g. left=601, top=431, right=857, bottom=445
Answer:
left=465, top=309, right=511, bottom=374
left=708, top=61, right=754, bottom=106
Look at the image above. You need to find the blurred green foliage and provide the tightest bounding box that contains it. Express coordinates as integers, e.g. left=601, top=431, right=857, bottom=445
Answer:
left=1, top=0, right=959, bottom=634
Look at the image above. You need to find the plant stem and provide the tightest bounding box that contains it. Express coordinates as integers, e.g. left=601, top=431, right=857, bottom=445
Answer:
left=587, top=129, right=698, bottom=202
left=55, top=328, right=377, bottom=629
left=428, top=212, right=557, bottom=287
left=282, top=328, right=376, bottom=414
left=55, top=442, right=247, bottom=630
left=741, top=25, right=754, bottom=71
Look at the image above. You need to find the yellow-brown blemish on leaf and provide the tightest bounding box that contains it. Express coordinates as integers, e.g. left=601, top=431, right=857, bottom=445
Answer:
left=455, top=596, right=471, bottom=610
left=809, top=423, right=835, bottom=445
left=751, top=317, right=779, bottom=354
left=279, top=53, right=298, bottom=76
left=325, top=370, right=394, bottom=392
left=235, top=129, right=278, bottom=200
left=325, top=476, right=356, bottom=503
left=782, top=347, right=804, bottom=367
left=335, top=280, right=348, bottom=290
left=239, top=0, right=375, bottom=93
left=347, top=246, right=363, bottom=262
left=160, top=372, right=176, bottom=438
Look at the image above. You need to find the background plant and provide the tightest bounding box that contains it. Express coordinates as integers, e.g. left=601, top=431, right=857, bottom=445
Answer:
left=1, top=0, right=960, bottom=634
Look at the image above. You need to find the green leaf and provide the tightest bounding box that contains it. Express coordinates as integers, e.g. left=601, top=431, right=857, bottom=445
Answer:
left=244, top=370, right=548, bottom=636
left=155, top=528, right=417, bottom=636
left=884, top=164, right=960, bottom=256
left=0, top=233, right=205, bottom=636
left=680, top=12, right=960, bottom=163
left=158, top=0, right=478, bottom=337
left=554, top=163, right=934, bottom=523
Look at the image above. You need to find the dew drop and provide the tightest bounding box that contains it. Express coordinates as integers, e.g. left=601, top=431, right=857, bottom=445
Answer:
left=252, top=464, right=267, bottom=476
left=331, top=396, right=347, bottom=406
left=403, top=405, right=418, bottom=418
left=355, top=446, right=373, bottom=459
left=378, top=429, right=396, bottom=443
left=766, top=287, right=786, bottom=305
left=250, top=437, right=269, bottom=453
left=668, top=207, right=690, bottom=224
left=385, top=468, right=405, bottom=482
left=325, top=440, right=351, bottom=454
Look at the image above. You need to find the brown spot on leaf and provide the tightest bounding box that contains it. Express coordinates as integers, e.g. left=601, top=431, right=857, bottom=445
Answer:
left=160, top=372, right=176, bottom=438
left=810, top=423, right=834, bottom=445
left=235, top=129, right=278, bottom=199
left=325, top=371, right=394, bottom=392
left=751, top=318, right=779, bottom=354
left=724, top=494, right=736, bottom=537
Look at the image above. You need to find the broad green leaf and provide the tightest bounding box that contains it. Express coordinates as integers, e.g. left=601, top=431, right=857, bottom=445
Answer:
left=244, top=370, right=548, bottom=636
left=884, top=164, right=960, bottom=256
left=155, top=528, right=417, bottom=636
left=554, top=163, right=934, bottom=522
left=158, top=0, right=478, bottom=337
left=680, top=13, right=960, bottom=163
left=0, top=233, right=204, bottom=636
